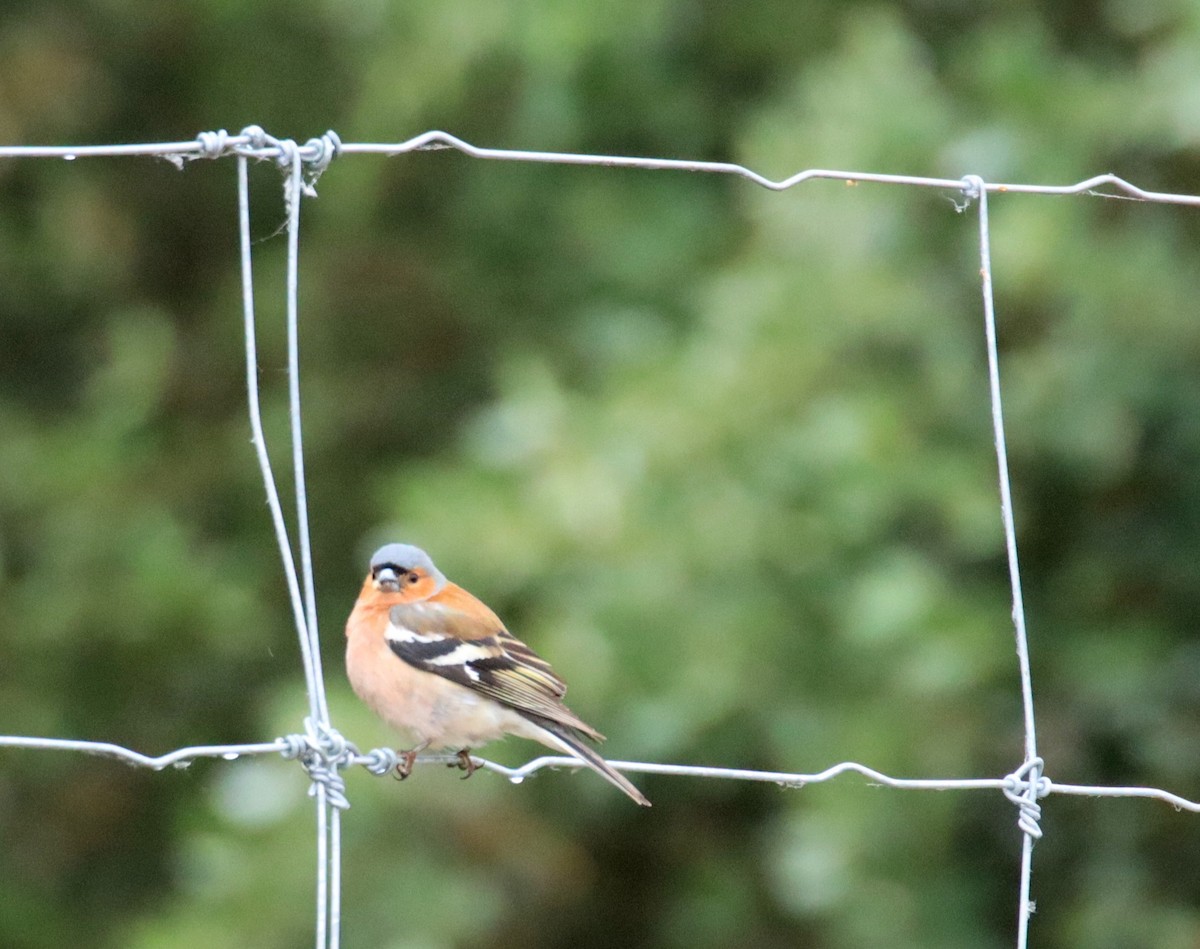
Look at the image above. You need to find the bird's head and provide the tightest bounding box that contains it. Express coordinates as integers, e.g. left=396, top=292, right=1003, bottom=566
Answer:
left=368, top=543, right=447, bottom=598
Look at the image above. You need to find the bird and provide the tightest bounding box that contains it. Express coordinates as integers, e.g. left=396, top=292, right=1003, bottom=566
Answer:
left=345, top=542, right=651, bottom=807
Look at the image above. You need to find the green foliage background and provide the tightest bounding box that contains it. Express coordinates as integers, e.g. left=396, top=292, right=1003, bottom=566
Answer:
left=3, top=2, right=1200, bottom=946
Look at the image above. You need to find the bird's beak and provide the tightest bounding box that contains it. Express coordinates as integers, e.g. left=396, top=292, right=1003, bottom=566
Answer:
left=374, top=566, right=401, bottom=593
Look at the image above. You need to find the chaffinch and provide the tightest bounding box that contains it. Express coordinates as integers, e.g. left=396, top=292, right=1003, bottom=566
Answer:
left=345, top=543, right=650, bottom=806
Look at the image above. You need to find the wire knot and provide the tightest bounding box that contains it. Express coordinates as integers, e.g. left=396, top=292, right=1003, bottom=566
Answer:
left=360, top=746, right=401, bottom=775
left=306, top=718, right=356, bottom=762
left=1003, top=757, right=1048, bottom=839
left=239, top=125, right=269, bottom=150
left=277, top=720, right=355, bottom=810
left=960, top=174, right=985, bottom=201
left=305, top=130, right=342, bottom=174
left=302, top=755, right=350, bottom=810
left=196, top=129, right=230, bottom=159
left=274, top=137, right=300, bottom=170
left=278, top=733, right=309, bottom=760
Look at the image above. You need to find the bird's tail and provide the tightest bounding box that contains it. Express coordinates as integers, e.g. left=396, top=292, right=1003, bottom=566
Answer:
left=533, top=719, right=651, bottom=807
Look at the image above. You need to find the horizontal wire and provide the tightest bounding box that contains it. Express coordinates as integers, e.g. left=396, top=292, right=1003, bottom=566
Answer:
left=3, top=733, right=1197, bottom=812
left=2, top=128, right=1200, bottom=206
left=342, top=131, right=1200, bottom=204
left=442, top=754, right=1008, bottom=791
left=0, top=139, right=246, bottom=159
left=0, top=734, right=292, bottom=769
left=1045, top=782, right=1200, bottom=811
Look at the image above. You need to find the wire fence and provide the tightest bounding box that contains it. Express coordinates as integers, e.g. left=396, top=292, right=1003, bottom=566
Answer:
left=2, top=126, right=1199, bottom=949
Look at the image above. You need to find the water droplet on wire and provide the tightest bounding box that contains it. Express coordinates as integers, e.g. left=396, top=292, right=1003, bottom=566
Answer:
left=508, top=775, right=524, bottom=785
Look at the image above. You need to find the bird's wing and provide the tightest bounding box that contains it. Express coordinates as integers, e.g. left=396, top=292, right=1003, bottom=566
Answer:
left=384, top=600, right=605, bottom=742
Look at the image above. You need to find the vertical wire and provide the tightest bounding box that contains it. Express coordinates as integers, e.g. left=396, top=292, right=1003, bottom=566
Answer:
left=1016, top=833, right=1035, bottom=949
left=329, top=804, right=342, bottom=949
left=281, top=146, right=340, bottom=949
left=238, top=153, right=325, bottom=723
left=242, top=151, right=338, bottom=949
left=283, top=152, right=330, bottom=726
left=237, top=156, right=315, bottom=695
left=967, top=176, right=1039, bottom=948
left=316, top=784, right=330, bottom=949
left=973, top=182, right=1038, bottom=759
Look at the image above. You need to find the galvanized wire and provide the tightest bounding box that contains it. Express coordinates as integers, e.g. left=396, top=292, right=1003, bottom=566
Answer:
left=235, top=134, right=345, bottom=949
left=962, top=173, right=1041, bottom=949
left=3, top=128, right=1200, bottom=948
left=4, top=733, right=1197, bottom=810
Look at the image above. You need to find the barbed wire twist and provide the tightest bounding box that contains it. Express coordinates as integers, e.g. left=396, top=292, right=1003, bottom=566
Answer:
left=3, top=127, right=1200, bottom=949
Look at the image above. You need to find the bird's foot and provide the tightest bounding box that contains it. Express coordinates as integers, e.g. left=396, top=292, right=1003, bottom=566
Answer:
left=393, top=747, right=421, bottom=781
left=453, top=749, right=479, bottom=779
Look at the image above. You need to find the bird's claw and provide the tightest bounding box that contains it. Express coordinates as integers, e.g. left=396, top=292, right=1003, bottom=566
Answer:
left=393, top=748, right=419, bottom=781
left=454, top=749, right=479, bottom=779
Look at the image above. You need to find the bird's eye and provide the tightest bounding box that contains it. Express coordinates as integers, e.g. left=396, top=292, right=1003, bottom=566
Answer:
left=407, top=573, right=419, bottom=584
